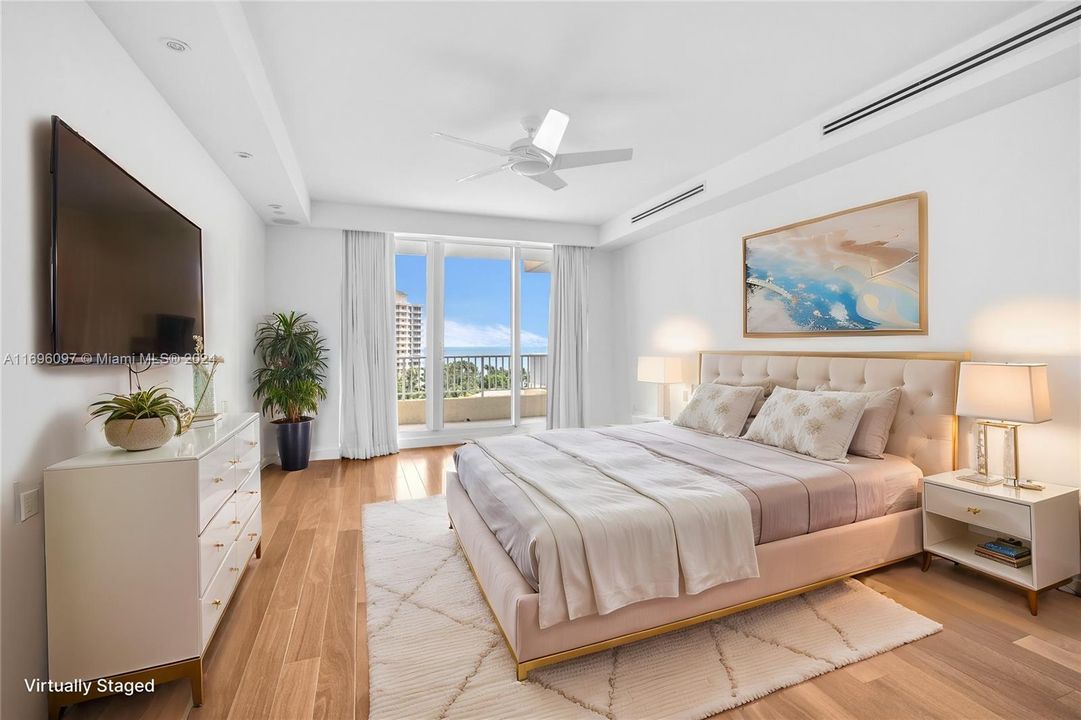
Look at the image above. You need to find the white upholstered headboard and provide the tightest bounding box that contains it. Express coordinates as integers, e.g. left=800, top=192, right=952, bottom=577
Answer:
left=698, top=351, right=968, bottom=476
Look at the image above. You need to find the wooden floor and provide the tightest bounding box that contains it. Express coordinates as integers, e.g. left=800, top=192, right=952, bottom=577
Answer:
left=68, top=446, right=1081, bottom=720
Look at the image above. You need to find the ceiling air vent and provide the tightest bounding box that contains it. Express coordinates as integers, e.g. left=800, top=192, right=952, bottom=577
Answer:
left=631, top=183, right=706, bottom=224
left=823, top=4, right=1081, bottom=136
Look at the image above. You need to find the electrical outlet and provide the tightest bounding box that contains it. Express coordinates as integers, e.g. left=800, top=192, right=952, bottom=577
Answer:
left=16, top=484, right=40, bottom=522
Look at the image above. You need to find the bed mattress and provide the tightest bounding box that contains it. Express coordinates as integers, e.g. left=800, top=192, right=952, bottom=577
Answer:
left=454, top=422, right=922, bottom=591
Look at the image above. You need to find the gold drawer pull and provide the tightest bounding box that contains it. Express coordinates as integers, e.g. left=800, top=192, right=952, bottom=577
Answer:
left=211, top=599, right=222, bottom=609
left=230, top=519, right=241, bottom=525
left=212, top=477, right=224, bottom=484
left=229, top=566, right=240, bottom=573
left=246, top=490, right=259, bottom=495
left=213, top=542, right=225, bottom=549
left=229, top=459, right=240, bottom=466
left=247, top=532, right=258, bottom=540
left=966, top=506, right=982, bottom=515
left=247, top=440, right=258, bottom=447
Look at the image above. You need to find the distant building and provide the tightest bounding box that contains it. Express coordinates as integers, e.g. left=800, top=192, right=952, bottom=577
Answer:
left=395, top=291, right=422, bottom=357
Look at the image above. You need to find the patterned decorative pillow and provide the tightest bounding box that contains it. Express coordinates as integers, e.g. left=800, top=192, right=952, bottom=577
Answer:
left=675, top=384, right=763, bottom=437
left=742, top=387, right=870, bottom=462
left=815, top=385, right=902, bottom=459
left=714, top=379, right=776, bottom=415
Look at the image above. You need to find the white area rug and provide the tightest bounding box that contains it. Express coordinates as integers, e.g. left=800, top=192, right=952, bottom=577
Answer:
left=364, top=496, right=940, bottom=720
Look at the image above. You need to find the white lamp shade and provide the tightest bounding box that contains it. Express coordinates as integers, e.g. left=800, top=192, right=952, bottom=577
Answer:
left=955, top=362, right=1052, bottom=423
left=637, top=356, right=684, bottom=384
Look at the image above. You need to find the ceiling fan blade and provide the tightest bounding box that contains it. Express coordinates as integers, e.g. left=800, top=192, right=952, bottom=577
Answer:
left=551, top=148, right=633, bottom=171
left=432, top=132, right=511, bottom=157
left=529, top=172, right=567, bottom=191
left=457, top=162, right=514, bottom=183
left=531, top=109, right=569, bottom=157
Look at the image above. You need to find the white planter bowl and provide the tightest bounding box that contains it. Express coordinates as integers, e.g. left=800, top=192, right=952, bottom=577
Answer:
left=104, top=416, right=178, bottom=451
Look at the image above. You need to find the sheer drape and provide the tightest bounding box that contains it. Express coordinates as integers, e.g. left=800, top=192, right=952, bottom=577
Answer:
left=546, top=245, right=590, bottom=429
left=340, top=230, right=399, bottom=459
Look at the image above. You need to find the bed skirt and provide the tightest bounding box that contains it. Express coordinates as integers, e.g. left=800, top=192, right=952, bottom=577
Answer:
left=446, top=469, right=923, bottom=680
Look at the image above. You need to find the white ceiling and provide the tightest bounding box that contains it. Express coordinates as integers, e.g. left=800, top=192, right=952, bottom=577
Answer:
left=93, top=2, right=1034, bottom=228
left=240, top=1, right=1030, bottom=224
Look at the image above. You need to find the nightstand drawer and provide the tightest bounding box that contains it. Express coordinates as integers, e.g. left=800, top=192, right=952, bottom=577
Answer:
left=925, top=483, right=1031, bottom=540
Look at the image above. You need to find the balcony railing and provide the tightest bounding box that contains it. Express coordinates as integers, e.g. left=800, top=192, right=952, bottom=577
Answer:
left=396, top=354, right=547, bottom=401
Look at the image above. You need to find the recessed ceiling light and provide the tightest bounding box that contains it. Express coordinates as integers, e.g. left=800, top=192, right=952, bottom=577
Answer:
left=267, top=203, right=282, bottom=210
left=162, top=38, right=190, bottom=53
left=273, top=218, right=299, bottom=225
left=235, top=151, right=253, bottom=159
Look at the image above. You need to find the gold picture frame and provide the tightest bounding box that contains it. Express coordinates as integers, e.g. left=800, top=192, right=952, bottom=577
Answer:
left=742, top=192, right=928, bottom=338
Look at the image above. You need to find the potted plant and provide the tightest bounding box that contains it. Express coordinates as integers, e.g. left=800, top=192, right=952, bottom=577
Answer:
left=88, top=385, right=185, bottom=451
left=253, top=311, right=328, bottom=471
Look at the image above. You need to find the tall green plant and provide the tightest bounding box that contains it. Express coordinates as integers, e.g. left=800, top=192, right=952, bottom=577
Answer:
left=252, top=311, right=328, bottom=423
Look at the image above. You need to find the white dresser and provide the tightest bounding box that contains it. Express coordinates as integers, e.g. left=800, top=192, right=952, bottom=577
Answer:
left=44, top=413, right=263, bottom=719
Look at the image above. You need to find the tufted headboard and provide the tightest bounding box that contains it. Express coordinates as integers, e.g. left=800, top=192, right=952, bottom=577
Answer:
left=698, top=351, right=969, bottom=476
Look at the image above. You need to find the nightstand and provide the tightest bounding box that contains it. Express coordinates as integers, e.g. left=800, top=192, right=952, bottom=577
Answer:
left=921, top=470, right=1080, bottom=615
left=630, top=414, right=665, bottom=424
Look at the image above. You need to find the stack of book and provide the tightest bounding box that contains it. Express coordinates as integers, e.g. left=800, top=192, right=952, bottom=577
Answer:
left=975, top=538, right=1031, bottom=568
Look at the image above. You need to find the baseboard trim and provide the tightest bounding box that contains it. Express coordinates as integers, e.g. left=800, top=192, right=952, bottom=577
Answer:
left=262, top=447, right=340, bottom=467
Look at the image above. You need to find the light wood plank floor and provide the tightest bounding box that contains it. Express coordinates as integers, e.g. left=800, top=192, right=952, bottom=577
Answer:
left=67, top=446, right=1081, bottom=720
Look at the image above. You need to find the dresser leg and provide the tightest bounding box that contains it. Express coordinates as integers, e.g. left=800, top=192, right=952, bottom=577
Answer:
left=255, top=540, right=262, bottom=560
left=1027, top=590, right=1038, bottom=616
left=47, top=693, right=63, bottom=720
left=921, top=551, right=932, bottom=572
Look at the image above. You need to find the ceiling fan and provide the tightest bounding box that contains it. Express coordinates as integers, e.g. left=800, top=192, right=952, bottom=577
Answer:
left=433, top=109, right=633, bottom=191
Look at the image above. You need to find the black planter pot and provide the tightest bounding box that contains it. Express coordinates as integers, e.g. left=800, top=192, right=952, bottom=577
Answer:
left=275, top=417, right=314, bottom=471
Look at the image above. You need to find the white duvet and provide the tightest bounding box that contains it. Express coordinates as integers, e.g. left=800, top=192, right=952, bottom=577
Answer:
left=473, top=430, right=759, bottom=628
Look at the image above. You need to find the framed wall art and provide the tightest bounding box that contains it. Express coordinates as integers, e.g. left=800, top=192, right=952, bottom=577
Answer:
left=743, top=192, right=927, bottom=337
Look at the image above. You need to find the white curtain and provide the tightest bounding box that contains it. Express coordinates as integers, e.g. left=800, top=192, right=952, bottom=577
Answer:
left=546, top=245, right=590, bottom=429
left=340, top=230, right=399, bottom=459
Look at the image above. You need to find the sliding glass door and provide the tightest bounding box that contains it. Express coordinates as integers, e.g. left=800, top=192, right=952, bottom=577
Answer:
left=393, top=236, right=551, bottom=434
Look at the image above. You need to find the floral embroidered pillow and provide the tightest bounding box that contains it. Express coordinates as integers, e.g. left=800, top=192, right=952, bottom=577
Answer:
left=743, top=387, right=869, bottom=462
left=675, top=384, right=763, bottom=437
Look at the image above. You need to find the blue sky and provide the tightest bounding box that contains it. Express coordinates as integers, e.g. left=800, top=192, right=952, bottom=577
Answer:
left=396, top=254, right=549, bottom=351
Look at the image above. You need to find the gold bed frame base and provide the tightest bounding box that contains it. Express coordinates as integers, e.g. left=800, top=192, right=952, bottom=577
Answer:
left=452, top=524, right=918, bottom=681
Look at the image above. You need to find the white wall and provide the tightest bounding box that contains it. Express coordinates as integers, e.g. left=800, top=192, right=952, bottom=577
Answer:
left=609, top=78, right=1081, bottom=486
left=1, top=3, right=266, bottom=717
left=264, top=227, right=344, bottom=459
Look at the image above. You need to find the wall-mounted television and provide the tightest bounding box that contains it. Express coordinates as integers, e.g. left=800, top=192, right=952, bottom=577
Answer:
left=51, top=116, right=204, bottom=364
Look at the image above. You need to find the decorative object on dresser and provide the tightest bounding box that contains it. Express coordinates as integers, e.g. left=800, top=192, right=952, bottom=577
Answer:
left=253, top=311, right=329, bottom=470
left=955, top=361, right=1052, bottom=486
left=636, top=355, right=685, bottom=419
left=191, top=334, right=224, bottom=427
left=921, top=470, right=1079, bottom=615
left=742, top=192, right=927, bottom=337
left=88, top=384, right=184, bottom=452
left=44, top=413, right=263, bottom=719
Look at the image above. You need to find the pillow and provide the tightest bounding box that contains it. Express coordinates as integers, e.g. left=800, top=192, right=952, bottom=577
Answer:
left=743, top=387, right=869, bottom=462
left=675, top=384, right=763, bottom=437
left=713, top=378, right=776, bottom=415
left=816, top=385, right=902, bottom=459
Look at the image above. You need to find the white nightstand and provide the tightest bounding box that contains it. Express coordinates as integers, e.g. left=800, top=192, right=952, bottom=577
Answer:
left=630, top=414, right=666, bottom=424
left=921, top=470, right=1080, bottom=615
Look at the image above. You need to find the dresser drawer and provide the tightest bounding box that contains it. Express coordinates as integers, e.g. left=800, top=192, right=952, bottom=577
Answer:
left=238, top=508, right=262, bottom=562
left=200, top=542, right=243, bottom=651
left=925, top=483, right=1031, bottom=540
left=235, top=421, right=260, bottom=464
left=236, top=471, right=261, bottom=531
left=198, top=499, right=236, bottom=594
left=198, top=443, right=237, bottom=531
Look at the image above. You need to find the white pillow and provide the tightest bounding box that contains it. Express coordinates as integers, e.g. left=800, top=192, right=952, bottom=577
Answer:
left=815, top=385, right=902, bottom=459
left=743, top=387, right=869, bottom=462
left=714, top=378, right=776, bottom=415
left=675, top=384, right=763, bottom=437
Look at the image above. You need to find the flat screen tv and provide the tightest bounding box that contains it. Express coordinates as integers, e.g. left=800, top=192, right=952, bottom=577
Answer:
left=51, top=116, right=203, bottom=364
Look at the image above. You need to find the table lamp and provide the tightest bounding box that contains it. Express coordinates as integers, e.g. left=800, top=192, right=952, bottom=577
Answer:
left=637, top=356, right=684, bottom=419
left=955, top=362, right=1051, bottom=487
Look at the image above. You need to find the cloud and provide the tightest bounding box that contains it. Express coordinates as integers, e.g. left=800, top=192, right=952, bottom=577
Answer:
left=829, top=303, right=849, bottom=322
left=443, top=319, right=547, bottom=349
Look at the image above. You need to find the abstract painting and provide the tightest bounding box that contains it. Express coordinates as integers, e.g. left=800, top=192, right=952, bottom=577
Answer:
left=743, top=192, right=926, bottom=337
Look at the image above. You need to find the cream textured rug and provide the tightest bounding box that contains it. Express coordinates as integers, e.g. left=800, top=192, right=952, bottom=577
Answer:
left=364, top=496, right=940, bottom=720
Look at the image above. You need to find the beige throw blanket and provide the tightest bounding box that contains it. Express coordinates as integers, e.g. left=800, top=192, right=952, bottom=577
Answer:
left=474, top=430, right=759, bottom=628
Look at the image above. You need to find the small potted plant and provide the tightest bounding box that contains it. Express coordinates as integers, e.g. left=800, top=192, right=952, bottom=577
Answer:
left=88, top=385, right=185, bottom=451
left=253, top=311, right=328, bottom=471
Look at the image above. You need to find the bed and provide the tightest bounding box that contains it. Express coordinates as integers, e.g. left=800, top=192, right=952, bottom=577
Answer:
left=446, top=351, right=966, bottom=680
